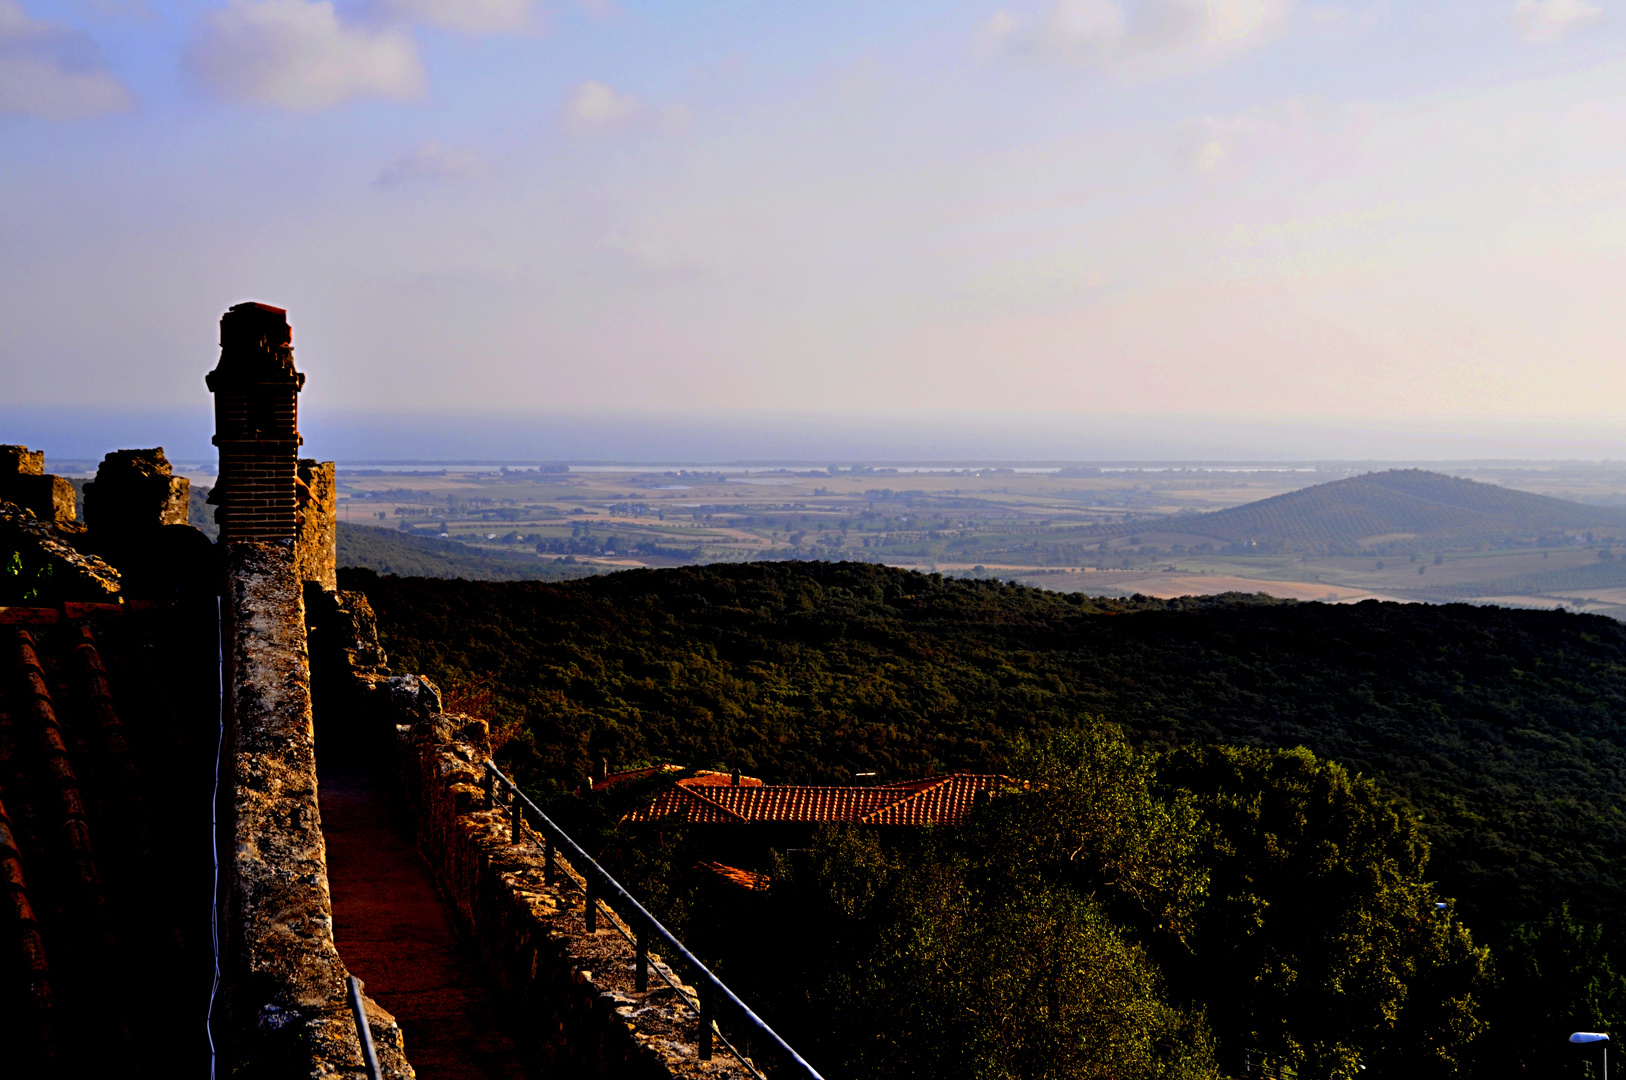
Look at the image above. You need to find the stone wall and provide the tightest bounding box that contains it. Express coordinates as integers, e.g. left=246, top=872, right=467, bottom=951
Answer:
left=295, top=460, right=337, bottom=593
left=1, top=443, right=77, bottom=524
left=83, top=448, right=189, bottom=532
left=219, top=540, right=414, bottom=1079
left=381, top=692, right=753, bottom=1079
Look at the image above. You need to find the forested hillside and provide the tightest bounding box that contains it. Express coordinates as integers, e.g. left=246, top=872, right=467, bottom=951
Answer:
left=347, top=560, right=1626, bottom=943
left=335, top=522, right=595, bottom=580
left=1154, top=468, right=1626, bottom=553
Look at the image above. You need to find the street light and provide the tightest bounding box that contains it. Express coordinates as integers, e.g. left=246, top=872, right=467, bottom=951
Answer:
left=1571, top=1032, right=1609, bottom=1080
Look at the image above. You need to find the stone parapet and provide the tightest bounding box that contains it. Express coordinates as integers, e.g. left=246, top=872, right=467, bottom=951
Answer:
left=295, top=459, right=337, bottom=593
left=83, top=448, right=188, bottom=532
left=1, top=444, right=77, bottom=524
left=392, top=705, right=754, bottom=1080
left=220, top=541, right=414, bottom=1079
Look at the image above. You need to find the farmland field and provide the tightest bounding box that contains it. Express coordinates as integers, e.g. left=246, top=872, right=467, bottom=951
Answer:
left=194, top=458, right=1626, bottom=619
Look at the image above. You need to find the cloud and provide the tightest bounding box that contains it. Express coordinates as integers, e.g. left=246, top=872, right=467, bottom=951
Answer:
left=0, top=0, right=133, bottom=118
left=562, top=78, right=640, bottom=130
left=373, top=141, right=483, bottom=189
left=1513, top=0, right=1602, bottom=42
left=375, top=0, right=534, bottom=34
left=184, top=0, right=424, bottom=109
left=983, top=0, right=1290, bottom=70
left=1189, top=96, right=1371, bottom=172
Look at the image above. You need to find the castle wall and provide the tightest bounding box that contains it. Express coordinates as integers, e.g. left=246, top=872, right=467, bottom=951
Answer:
left=1, top=443, right=77, bottom=524
left=296, top=459, right=338, bottom=593
left=219, top=541, right=413, bottom=1079
left=374, top=692, right=752, bottom=1079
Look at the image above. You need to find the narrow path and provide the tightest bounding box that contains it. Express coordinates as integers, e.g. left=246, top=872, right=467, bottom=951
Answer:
left=318, top=769, right=533, bottom=1080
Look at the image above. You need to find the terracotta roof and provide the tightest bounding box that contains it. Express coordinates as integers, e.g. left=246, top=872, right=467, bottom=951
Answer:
left=591, top=765, right=763, bottom=792
left=1, top=611, right=215, bottom=1070
left=624, top=772, right=1008, bottom=827
left=693, top=862, right=769, bottom=890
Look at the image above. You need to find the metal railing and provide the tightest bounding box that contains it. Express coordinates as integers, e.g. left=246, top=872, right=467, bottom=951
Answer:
left=481, top=760, right=826, bottom=1080
left=347, top=975, right=383, bottom=1080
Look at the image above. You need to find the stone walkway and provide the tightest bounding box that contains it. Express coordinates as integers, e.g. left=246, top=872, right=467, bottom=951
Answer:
left=319, top=769, right=533, bottom=1080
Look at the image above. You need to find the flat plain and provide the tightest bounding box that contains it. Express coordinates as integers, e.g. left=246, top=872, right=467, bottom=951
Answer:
left=286, top=460, right=1626, bottom=619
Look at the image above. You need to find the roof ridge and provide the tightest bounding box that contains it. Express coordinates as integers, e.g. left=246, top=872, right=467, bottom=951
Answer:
left=677, top=784, right=750, bottom=824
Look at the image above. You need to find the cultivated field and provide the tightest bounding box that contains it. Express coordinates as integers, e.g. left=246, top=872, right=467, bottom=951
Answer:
left=233, top=459, right=1626, bottom=619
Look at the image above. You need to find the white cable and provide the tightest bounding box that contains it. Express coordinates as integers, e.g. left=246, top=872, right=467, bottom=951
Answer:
left=208, top=595, right=224, bottom=1079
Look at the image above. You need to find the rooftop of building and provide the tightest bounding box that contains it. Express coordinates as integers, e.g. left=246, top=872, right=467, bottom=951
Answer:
left=623, top=771, right=1011, bottom=827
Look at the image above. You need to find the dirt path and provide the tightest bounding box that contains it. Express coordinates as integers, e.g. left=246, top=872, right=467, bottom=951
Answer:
left=318, top=770, right=533, bottom=1080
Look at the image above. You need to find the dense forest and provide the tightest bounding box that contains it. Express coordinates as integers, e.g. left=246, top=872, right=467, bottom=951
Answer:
left=345, top=560, right=1626, bottom=1077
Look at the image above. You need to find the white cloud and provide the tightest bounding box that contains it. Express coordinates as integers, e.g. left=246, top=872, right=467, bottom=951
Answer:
left=373, top=141, right=483, bottom=189
left=984, top=0, right=1290, bottom=70
left=1513, top=0, right=1602, bottom=42
left=375, top=0, right=533, bottom=34
left=562, top=78, right=641, bottom=130
left=1189, top=96, right=1371, bottom=172
left=184, top=0, right=424, bottom=109
left=0, top=0, right=133, bottom=118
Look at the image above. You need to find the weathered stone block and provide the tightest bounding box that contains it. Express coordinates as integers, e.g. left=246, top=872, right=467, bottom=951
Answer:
left=84, top=448, right=188, bottom=533
left=0, top=444, right=44, bottom=476
left=295, top=459, right=336, bottom=592
left=1, top=474, right=76, bottom=524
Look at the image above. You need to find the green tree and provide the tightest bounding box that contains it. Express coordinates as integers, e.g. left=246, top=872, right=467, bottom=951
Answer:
left=969, top=725, right=1209, bottom=944
left=1160, top=745, right=1490, bottom=1079
left=1477, top=908, right=1626, bottom=1077
left=760, top=826, right=1217, bottom=1080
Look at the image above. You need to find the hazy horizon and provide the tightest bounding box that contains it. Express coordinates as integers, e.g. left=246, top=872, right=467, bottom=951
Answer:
left=8, top=404, right=1626, bottom=465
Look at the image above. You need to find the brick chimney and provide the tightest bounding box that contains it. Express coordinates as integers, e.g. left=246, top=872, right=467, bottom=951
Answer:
left=206, top=303, right=304, bottom=542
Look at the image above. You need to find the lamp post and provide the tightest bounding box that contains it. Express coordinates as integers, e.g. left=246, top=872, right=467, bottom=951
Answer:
left=1571, top=1032, right=1609, bottom=1079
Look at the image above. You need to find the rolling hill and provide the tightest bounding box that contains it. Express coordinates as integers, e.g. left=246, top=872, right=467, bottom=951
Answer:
left=1158, top=469, right=1626, bottom=554
left=335, top=523, right=598, bottom=581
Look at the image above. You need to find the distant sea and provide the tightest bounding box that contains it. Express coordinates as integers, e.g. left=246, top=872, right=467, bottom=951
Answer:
left=6, top=405, right=1626, bottom=467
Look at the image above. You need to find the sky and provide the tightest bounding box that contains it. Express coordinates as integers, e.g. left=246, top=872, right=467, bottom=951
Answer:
left=3, top=0, right=1626, bottom=459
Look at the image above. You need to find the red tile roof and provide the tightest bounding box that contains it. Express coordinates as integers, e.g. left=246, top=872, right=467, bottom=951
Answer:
left=694, top=861, right=769, bottom=890
left=624, top=772, right=1009, bottom=827
left=590, top=766, right=764, bottom=793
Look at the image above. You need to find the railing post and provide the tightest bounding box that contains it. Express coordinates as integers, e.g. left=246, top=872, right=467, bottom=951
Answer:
left=585, top=873, right=598, bottom=933
left=544, top=836, right=555, bottom=885
left=510, top=792, right=524, bottom=843
left=483, top=767, right=496, bottom=807
left=635, top=923, right=648, bottom=992
left=699, top=981, right=714, bottom=1060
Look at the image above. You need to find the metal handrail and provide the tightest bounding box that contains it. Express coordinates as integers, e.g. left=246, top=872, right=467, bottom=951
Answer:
left=347, top=975, right=383, bottom=1080
left=482, top=760, right=826, bottom=1080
